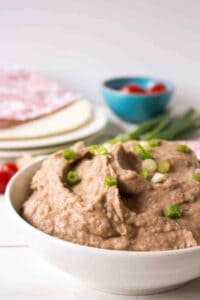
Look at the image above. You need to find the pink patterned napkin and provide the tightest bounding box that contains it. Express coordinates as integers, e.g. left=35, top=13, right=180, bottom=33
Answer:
left=185, top=141, right=200, bottom=159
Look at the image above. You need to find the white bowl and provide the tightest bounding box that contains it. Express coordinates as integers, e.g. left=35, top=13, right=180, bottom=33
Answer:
left=6, top=160, right=200, bottom=296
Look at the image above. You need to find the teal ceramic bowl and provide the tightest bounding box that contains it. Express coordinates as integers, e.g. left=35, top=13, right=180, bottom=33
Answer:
left=101, top=77, right=174, bottom=123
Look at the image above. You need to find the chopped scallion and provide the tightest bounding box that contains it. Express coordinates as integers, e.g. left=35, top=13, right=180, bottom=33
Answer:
left=133, top=144, right=153, bottom=160
left=89, top=145, right=108, bottom=155
left=192, top=173, right=200, bottom=182
left=163, top=205, right=182, bottom=218
left=66, top=170, right=80, bottom=187
left=142, top=159, right=157, bottom=173
left=157, top=160, right=170, bottom=174
left=176, top=144, right=191, bottom=154
left=104, top=176, right=118, bottom=186
left=140, top=169, right=149, bottom=179
left=63, top=148, right=76, bottom=160
left=148, top=139, right=161, bottom=147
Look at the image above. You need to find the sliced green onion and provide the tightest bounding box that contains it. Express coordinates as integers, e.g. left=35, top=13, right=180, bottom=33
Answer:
left=66, top=170, right=81, bottom=186
left=98, top=146, right=108, bottom=155
left=157, top=160, right=170, bottom=174
left=103, top=143, right=113, bottom=152
left=140, top=169, right=149, bottom=179
left=104, top=176, right=118, bottom=187
left=163, top=205, right=182, bottom=218
left=142, top=159, right=157, bottom=173
left=176, top=144, right=191, bottom=154
left=192, top=173, right=200, bottom=182
left=148, top=139, right=161, bottom=147
left=63, top=148, right=76, bottom=160
left=139, top=141, right=151, bottom=151
left=107, top=134, right=131, bottom=145
left=88, top=145, right=98, bottom=154
left=133, top=144, right=153, bottom=160
left=89, top=145, right=108, bottom=155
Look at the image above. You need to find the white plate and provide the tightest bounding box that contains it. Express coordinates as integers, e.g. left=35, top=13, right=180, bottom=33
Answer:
left=0, top=106, right=107, bottom=150
left=0, top=132, right=103, bottom=160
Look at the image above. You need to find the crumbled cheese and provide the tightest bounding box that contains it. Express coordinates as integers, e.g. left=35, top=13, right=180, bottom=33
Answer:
left=151, top=172, right=168, bottom=183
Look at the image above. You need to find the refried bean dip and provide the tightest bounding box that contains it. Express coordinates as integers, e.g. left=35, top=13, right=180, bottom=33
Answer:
left=22, top=140, right=200, bottom=251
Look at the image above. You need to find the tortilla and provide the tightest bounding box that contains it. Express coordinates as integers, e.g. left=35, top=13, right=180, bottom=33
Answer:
left=0, top=100, right=92, bottom=140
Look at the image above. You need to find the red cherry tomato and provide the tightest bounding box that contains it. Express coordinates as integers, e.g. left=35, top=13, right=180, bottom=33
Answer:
left=2, top=161, right=18, bottom=175
left=121, top=84, right=146, bottom=94
left=0, top=169, right=13, bottom=193
left=148, top=82, right=166, bottom=94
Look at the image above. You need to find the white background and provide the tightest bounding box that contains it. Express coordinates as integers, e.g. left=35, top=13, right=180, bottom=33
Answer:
left=0, top=0, right=199, bottom=106
left=1, top=1, right=200, bottom=299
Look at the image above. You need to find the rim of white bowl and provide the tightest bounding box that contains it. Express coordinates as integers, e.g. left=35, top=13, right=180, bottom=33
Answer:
left=5, top=159, right=200, bottom=257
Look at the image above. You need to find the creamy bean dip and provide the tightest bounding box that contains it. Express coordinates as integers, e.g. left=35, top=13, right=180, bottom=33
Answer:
left=22, top=140, right=200, bottom=251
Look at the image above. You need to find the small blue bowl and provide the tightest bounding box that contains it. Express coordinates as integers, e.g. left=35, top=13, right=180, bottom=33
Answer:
left=101, top=77, right=174, bottom=123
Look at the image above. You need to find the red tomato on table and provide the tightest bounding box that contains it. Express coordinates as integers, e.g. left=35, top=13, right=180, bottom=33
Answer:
left=121, top=84, right=146, bottom=94
left=2, top=161, right=18, bottom=174
left=148, top=82, right=166, bottom=94
left=0, top=169, right=13, bottom=193
left=0, top=162, right=18, bottom=194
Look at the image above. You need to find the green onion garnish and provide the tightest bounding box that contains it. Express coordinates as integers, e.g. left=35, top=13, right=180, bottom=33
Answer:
left=63, top=148, right=76, bottom=160
left=176, top=144, right=191, bottom=154
left=89, top=145, right=108, bottom=155
left=163, top=205, right=182, bottom=218
left=140, top=169, right=149, bottom=179
left=148, top=139, right=161, bottom=147
left=192, top=173, right=200, bottom=182
left=133, top=144, right=153, bottom=160
left=157, top=160, right=170, bottom=174
left=88, top=145, right=98, bottom=154
left=66, top=170, right=81, bottom=187
left=142, top=159, right=157, bottom=173
left=107, top=134, right=131, bottom=145
left=104, top=176, right=118, bottom=187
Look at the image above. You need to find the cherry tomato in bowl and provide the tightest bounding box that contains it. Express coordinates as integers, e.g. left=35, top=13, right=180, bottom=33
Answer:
left=101, top=76, right=174, bottom=123
left=121, top=84, right=146, bottom=94
left=148, top=82, right=166, bottom=94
